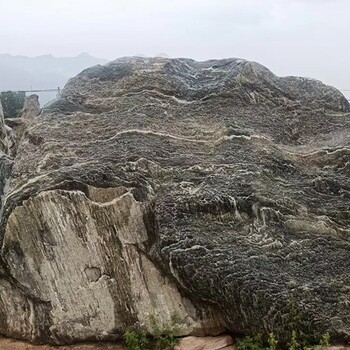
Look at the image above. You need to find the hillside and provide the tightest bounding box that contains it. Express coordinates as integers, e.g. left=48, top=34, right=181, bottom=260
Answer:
left=0, top=53, right=107, bottom=104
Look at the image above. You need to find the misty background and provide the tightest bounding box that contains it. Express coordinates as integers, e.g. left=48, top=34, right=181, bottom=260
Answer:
left=0, top=0, right=349, bottom=105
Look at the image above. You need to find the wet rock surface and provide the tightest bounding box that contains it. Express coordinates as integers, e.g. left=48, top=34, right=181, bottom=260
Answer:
left=0, top=57, right=350, bottom=344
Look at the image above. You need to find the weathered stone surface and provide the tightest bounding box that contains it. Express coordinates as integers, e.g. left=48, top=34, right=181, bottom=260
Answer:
left=175, top=335, right=233, bottom=350
left=21, top=94, right=41, bottom=121
left=0, top=100, right=13, bottom=227
left=0, top=101, right=6, bottom=153
left=0, top=57, right=350, bottom=344
left=2, top=187, right=221, bottom=343
left=5, top=94, right=41, bottom=156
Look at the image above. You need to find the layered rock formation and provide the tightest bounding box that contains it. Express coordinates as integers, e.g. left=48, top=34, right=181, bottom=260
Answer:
left=0, top=101, right=13, bottom=220
left=5, top=94, right=41, bottom=157
left=0, top=57, right=349, bottom=345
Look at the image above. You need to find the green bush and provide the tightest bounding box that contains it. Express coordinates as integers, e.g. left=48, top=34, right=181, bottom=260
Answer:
left=124, top=330, right=142, bottom=350
left=319, top=332, right=330, bottom=349
left=0, top=90, right=25, bottom=118
left=236, top=300, right=331, bottom=350
left=285, top=298, right=331, bottom=350
left=124, top=314, right=181, bottom=350
left=268, top=332, right=278, bottom=350
left=237, top=330, right=331, bottom=350
left=236, top=298, right=318, bottom=350
left=288, top=330, right=300, bottom=350
left=236, top=333, right=278, bottom=350
left=237, top=335, right=265, bottom=350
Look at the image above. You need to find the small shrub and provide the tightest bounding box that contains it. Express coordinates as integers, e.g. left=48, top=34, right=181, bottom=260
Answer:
left=124, top=329, right=151, bottom=350
left=155, top=333, right=179, bottom=350
left=150, top=313, right=181, bottom=350
left=237, top=328, right=331, bottom=350
left=319, top=332, right=330, bottom=348
left=150, top=314, right=162, bottom=337
left=268, top=333, right=278, bottom=350
left=124, top=313, right=180, bottom=350
left=170, top=313, right=182, bottom=327
left=124, top=330, right=142, bottom=350
left=288, top=330, right=300, bottom=350
left=286, top=298, right=318, bottom=349
left=236, top=335, right=265, bottom=350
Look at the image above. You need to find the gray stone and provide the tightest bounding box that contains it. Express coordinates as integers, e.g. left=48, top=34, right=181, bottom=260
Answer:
left=0, top=100, right=13, bottom=236
left=0, top=57, right=349, bottom=344
left=4, top=94, right=41, bottom=156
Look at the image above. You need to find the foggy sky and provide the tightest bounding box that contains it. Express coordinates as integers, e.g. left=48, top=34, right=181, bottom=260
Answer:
left=1, top=0, right=349, bottom=97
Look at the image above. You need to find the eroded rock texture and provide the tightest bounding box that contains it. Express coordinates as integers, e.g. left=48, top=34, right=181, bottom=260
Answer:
left=0, top=101, right=13, bottom=226
left=0, top=57, right=350, bottom=344
left=5, top=94, right=41, bottom=157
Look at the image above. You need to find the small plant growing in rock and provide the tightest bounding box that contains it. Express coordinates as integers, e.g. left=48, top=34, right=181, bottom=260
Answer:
left=285, top=297, right=319, bottom=350
left=124, top=329, right=150, bottom=350
left=124, top=314, right=181, bottom=350
left=236, top=334, right=265, bottom=350
left=235, top=298, right=332, bottom=350
left=237, top=327, right=331, bottom=350
left=319, top=332, right=330, bottom=349
left=288, top=330, right=300, bottom=350
left=268, top=333, right=278, bottom=350
left=150, top=313, right=181, bottom=350
left=236, top=333, right=277, bottom=350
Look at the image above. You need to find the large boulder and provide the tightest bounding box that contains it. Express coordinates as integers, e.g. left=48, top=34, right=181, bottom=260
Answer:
left=0, top=57, right=349, bottom=344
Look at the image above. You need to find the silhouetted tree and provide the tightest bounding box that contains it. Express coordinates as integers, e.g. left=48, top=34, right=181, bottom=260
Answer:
left=0, top=91, right=25, bottom=118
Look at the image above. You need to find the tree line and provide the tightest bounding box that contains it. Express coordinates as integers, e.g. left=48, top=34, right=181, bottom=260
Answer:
left=0, top=91, right=26, bottom=118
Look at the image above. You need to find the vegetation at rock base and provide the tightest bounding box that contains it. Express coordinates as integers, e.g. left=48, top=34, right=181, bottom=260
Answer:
left=124, top=330, right=150, bottom=350
left=268, top=333, right=278, bottom=350
left=0, top=90, right=25, bottom=118
left=126, top=309, right=329, bottom=350
left=319, top=332, right=330, bottom=348
left=237, top=331, right=330, bottom=350
left=236, top=299, right=331, bottom=350
left=124, top=328, right=179, bottom=350
left=124, top=314, right=181, bottom=350
left=237, top=334, right=265, bottom=350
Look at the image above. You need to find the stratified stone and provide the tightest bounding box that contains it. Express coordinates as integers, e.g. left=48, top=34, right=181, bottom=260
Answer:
left=0, top=57, right=349, bottom=344
left=4, top=94, right=41, bottom=156
left=0, top=100, right=13, bottom=225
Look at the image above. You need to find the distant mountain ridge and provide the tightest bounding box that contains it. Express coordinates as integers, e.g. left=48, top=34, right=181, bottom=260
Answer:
left=0, top=53, right=108, bottom=104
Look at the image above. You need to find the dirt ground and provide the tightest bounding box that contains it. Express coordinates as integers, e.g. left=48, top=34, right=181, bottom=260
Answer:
left=0, top=338, right=125, bottom=350
left=1, top=337, right=348, bottom=350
